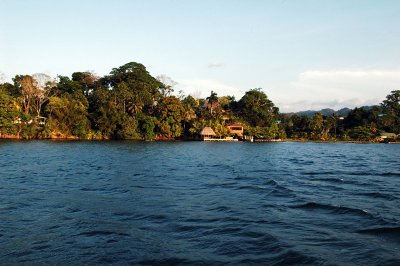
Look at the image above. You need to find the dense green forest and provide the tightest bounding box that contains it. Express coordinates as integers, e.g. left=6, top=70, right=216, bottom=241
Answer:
left=0, top=62, right=399, bottom=141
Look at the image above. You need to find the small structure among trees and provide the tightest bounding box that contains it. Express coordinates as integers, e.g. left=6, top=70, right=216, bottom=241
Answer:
left=226, top=122, right=244, bottom=137
left=200, top=127, right=216, bottom=140
left=1, top=61, right=399, bottom=141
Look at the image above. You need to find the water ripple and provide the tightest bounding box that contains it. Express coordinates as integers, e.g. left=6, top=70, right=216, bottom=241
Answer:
left=0, top=141, right=399, bottom=265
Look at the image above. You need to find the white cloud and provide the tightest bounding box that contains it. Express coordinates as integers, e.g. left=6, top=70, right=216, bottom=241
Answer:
left=277, top=69, right=400, bottom=112
left=207, top=62, right=225, bottom=68
left=176, top=78, right=243, bottom=99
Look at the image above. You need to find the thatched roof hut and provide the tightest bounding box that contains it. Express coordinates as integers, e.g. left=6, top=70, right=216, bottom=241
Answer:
left=200, top=127, right=216, bottom=136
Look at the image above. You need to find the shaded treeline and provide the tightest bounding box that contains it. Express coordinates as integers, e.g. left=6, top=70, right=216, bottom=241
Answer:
left=0, top=62, right=399, bottom=141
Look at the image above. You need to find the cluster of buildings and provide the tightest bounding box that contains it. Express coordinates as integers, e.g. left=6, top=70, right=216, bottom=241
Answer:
left=199, top=123, right=246, bottom=142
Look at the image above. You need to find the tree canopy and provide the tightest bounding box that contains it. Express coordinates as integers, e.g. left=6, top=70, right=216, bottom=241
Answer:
left=0, top=62, right=398, bottom=141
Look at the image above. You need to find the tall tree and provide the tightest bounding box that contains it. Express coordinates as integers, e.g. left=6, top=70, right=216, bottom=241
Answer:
left=19, top=75, right=37, bottom=114
left=156, top=74, right=176, bottom=97
left=381, top=90, right=400, bottom=133
left=155, top=96, right=184, bottom=139
left=72, top=71, right=99, bottom=96
left=102, top=62, right=163, bottom=114
left=31, top=73, right=54, bottom=116
left=237, top=88, right=278, bottom=127
left=206, top=91, right=219, bottom=115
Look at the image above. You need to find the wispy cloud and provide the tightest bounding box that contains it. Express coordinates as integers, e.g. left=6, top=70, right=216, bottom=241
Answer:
left=176, top=78, right=242, bottom=98
left=207, top=62, right=225, bottom=68
left=276, top=69, right=400, bottom=112
left=0, top=72, right=6, bottom=83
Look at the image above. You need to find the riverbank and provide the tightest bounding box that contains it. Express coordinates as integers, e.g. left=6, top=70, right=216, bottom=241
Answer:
left=1, top=136, right=399, bottom=144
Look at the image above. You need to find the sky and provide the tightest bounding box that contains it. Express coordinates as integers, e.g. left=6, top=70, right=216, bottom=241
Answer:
left=1, top=0, right=399, bottom=112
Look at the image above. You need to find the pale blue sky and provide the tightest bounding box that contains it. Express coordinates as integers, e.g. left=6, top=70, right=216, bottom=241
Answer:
left=1, top=0, right=399, bottom=111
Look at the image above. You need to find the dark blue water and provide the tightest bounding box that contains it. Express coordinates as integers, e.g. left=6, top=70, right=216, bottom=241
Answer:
left=0, top=141, right=399, bottom=265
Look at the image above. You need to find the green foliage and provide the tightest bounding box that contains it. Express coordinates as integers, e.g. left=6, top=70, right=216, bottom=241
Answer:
left=103, top=62, right=163, bottom=111
left=137, top=114, right=156, bottom=140
left=0, top=90, right=22, bottom=136
left=53, top=76, right=84, bottom=95
left=2, top=62, right=398, bottom=141
left=381, top=90, right=400, bottom=133
left=348, top=126, right=374, bottom=141
left=245, top=122, right=281, bottom=140
left=45, top=93, right=90, bottom=138
left=155, top=96, right=184, bottom=138
left=206, top=91, right=219, bottom=115
left=237, top=88, right=278, bottom=127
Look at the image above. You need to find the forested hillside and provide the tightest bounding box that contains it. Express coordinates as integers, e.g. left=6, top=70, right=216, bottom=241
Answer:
left=0, top=62, right=399, bottom=141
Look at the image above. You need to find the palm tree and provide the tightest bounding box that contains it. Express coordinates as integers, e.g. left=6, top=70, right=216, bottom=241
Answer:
left=206, top=91, right=219, bottom=115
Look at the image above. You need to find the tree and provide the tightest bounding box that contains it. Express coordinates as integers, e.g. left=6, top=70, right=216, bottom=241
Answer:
left=237, top=88, right=278, bottom=127
left=155, top=96, right=184, bottom=139
left=102, top=62, right=163, bottom=116
left=206, top=91, right=219, bottom=115
left=138, top=114, right=156, bottom=140
left=54, top=75, right=84, bottom=95
left=31, top=73, right=54, bottom=116
left=0, top=90, right=20, bottom=136
left=348, top=126, right=374, bottom=141
left=19, top=75, right=37, bottom=114
left=45, top=93, right=91, bottom=138
left=156, top=74, right=177, bottom=97
left=72, top=71, right=99, bottom=96
left=381, top=90, right=400, bottom=133
left=181, top=95, right=197, bottom=135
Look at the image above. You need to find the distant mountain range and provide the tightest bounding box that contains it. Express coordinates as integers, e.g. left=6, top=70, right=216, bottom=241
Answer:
left=286, top=108, right=352, bottom=117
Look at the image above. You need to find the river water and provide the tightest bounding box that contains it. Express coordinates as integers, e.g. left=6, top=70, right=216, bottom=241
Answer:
left=0, top=141, right=399, bottom=265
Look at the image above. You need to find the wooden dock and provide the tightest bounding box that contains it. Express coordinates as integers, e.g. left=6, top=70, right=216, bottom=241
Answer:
left=203, top=137, right=239, bottom=142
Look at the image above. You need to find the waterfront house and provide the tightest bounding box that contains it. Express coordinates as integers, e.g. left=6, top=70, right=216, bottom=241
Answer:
left=226, top=122, right=244, bottom=137
left=200, top=127, right=216, bottom=140
left=378, top=132, right=398, bottom=142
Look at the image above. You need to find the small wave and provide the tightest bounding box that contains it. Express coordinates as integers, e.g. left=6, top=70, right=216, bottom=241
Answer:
left=173, top=224, right=212, bottom=232
left=381, top=172, right=400, bottom=177
left=0, top=205, right=18, bottom=211
left=270, top=250, right=319, bottom=265
left=312, top=177, right=344, bottom=183
left=239, top=250, right=318, bottom=265
left=32, top=244, right=51, bottom=251
left=358, top=226, right=400, bottom=235
left=140, top=214, right=168, bottom=221
left=239, top=232, right=283, bottom=255
left=358, top=226, right=400, bottom=243
left=268, top=187, right=295, bottom=197
left=291, top=202, right=373, bottom=218
left=267, top=182, right=295, bottom=197
left=66, top=207, right=81, bottom=213
left=10, top=250, right=33, bottom=257
left=78, top=230, right=129, bottom=237
left=302, top=171, right=337, bottom=176
left=347, top=171, right=399, bottom=177
left=215, top=226, right=243, bottom=234
left=47, top=224, right=61, bottom=230
left=288, top=158, right=314, bottom=165
left=264, top=179, right=279, bottom=186
left=236, top=185, right=272, bottom=193
left=358, top=192, right=398, bottom=201
left=139, top=258, right=221, bottom=266
left=80, top=187, right=103, bottom=192
left=206, top=205, right=231, bottom=212
left=205, top=181, right=237, bottom=189
left=113, top=211, right=134, bottom=217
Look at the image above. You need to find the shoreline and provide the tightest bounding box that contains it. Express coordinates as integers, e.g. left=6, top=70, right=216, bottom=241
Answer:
left=1, top=137, right=398, bottom=144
